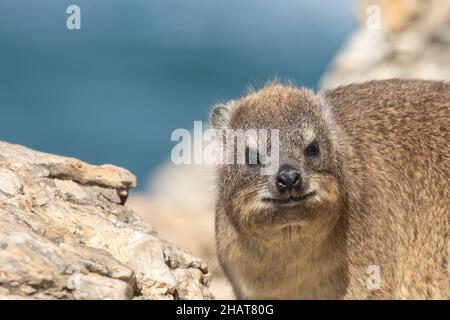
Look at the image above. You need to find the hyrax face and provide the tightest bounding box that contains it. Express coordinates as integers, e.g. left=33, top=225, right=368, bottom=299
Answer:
left=212, top=84, right=342, bottom=230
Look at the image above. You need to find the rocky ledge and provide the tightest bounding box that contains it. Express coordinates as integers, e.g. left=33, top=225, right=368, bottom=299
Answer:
left=0, top=141, right=212, bottom=300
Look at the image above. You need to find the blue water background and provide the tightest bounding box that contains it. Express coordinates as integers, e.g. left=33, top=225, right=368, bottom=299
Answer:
left=0, top=0, right=355, bottom=189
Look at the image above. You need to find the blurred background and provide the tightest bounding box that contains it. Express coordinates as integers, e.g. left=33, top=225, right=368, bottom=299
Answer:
left=1, top=0, right=449, bottom=299
left=0, top=0, right=355, bottom=184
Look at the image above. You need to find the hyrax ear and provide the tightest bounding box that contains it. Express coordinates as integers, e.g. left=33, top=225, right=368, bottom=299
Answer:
left=210, top=101, right=234, bottom=129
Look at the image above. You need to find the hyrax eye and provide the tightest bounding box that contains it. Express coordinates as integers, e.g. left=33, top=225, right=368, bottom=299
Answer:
left=245, top=146, right=262, bottom=166
left=305, top=141, right=320, bottom=158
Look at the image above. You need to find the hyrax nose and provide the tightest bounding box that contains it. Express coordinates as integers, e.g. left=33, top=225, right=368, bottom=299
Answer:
left=276, top=166, right=301, bottom=193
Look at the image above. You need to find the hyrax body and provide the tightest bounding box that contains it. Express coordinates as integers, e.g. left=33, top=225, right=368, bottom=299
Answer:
left=211, top=79, right=449, bottom=299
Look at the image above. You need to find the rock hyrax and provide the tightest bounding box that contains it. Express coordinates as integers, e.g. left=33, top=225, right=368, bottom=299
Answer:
left=211, top=79, right=449, bottom=299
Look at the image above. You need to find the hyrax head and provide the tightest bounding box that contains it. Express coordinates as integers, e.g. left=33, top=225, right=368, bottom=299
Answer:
left=211, top=83, right=343, bottom=230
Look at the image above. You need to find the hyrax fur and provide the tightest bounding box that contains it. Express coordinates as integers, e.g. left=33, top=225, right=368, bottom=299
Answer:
left=211, top=79, right=450, bottom=299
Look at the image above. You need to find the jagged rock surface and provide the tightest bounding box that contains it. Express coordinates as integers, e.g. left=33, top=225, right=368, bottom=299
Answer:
left=0, top=141, right=212, bottom=300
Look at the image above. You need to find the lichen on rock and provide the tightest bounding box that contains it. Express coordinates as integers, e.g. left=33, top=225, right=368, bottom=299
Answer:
left=0, top=141, right=213, bottom=300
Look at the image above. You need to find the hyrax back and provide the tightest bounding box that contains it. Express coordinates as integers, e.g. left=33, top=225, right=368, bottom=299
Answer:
left=212, top=79, right=449, bottom=299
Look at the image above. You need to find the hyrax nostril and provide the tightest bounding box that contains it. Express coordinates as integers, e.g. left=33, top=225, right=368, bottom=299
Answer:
left=276, top=166, right=301, bottom=192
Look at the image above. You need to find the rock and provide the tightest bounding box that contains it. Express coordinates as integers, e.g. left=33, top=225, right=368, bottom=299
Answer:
left=320, top=0, right=450, bottom=89
left=356, top=0, right=450, bottom=32
left=0, top=141, right=213, bottom=300
left=127, top=194, right=236, bottom=300
left=130, top=158, right=235, bottom=299
left=0, top=168, right=21, bottom=196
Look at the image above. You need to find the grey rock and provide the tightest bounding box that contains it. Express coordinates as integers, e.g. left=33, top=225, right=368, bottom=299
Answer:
left=0, top=141, right=212, bottom=300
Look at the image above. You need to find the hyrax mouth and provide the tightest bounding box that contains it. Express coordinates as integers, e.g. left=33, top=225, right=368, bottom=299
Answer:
left=261, top=191, right=317, bottom=208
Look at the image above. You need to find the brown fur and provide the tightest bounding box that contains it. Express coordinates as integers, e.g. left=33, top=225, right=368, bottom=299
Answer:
left=212, top=79, right=450, bottom=299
